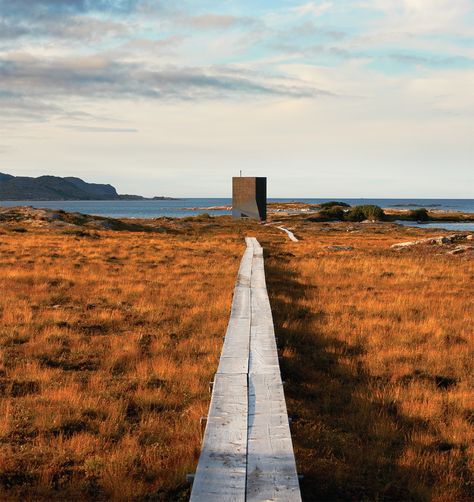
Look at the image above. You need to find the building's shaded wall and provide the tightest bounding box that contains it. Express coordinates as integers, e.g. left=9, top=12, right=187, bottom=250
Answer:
left=232, top=177, right=267, bottom=221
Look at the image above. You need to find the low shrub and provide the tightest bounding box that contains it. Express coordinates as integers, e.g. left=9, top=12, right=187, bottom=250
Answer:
left=345, top=205, right=385, bottom=222
left=319, top=201, right=351, bottom=209
left=409, top=208, right=429, bottom=221
left=318, top=206, right=345, bottom=220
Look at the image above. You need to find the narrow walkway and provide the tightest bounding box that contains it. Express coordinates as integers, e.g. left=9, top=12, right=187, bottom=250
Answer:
left=277, top=227, right=299, bottom=242
left=190, top=238, right=301, bottom=501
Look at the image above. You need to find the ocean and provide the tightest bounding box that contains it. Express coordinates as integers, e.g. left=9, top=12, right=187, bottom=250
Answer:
left=1, top=198, right=474, bottom=230
left=1, top=198, right=474, bottom=218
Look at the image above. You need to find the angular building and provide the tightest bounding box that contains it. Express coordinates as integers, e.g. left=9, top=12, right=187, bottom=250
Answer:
left=232, top=177, right=267, bottom=221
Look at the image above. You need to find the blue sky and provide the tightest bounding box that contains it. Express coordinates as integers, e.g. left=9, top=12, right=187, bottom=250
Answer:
left=0, top=0, right=473, bottom=197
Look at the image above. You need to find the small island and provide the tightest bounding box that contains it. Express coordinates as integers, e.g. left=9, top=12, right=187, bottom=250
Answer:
left=0, top=172, right=177, bottom=201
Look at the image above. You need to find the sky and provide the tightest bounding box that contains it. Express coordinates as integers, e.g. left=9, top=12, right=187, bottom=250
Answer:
left=0, top=0, right=473, bottom=197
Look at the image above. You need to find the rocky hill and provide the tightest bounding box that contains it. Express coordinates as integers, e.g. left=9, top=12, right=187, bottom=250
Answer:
left=0, top=173, right=173, bottom=200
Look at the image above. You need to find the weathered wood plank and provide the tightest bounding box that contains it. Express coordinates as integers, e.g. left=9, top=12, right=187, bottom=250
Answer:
left=247, top=373, right=301, bottom=502
left=246, top=239, right=302, bottom=501
left=190, top=374, right=248, bottom=502
left=230, top=286, right=251, bottom=319
left=191, top=239, right=253, bottom=501
left=277, top=226, right=299, bottom=242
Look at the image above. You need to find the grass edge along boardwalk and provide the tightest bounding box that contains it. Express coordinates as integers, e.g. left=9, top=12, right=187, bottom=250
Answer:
left=190, top=237, right=301, bottom=501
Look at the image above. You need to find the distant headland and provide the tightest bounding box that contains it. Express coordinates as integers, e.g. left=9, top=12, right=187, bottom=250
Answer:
left=0, top=172, right=177, bottom=201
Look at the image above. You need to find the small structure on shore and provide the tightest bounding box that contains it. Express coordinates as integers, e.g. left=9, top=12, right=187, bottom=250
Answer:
left=232, top=177, right=267, bottom=221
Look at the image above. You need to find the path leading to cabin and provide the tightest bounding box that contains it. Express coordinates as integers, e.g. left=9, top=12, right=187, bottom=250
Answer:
left=190, top=238, right=301, bottom=502
left=277, top=227, right=299, bottom=242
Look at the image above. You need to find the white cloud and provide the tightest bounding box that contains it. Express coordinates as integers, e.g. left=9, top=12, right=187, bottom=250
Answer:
left=291, top=1, right=334, bottom=17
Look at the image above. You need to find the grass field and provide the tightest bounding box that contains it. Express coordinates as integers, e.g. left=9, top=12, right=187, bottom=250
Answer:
left=0, top=217, right=255, bottom=500
left=0, top=211, right=473, bottom=501
left=261, top=220, right=474, bottom=502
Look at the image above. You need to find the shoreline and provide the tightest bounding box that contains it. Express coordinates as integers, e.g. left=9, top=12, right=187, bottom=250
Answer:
left=2, top=205, right=474, bottom=232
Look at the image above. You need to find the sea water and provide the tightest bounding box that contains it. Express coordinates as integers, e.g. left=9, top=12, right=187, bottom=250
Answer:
left=1, top=198, right=474, bottom=230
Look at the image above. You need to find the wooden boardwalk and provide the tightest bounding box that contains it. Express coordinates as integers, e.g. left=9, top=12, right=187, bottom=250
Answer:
left=277, top=227, right=299, bottom=242
left=190, top=238, right=301, bottom=502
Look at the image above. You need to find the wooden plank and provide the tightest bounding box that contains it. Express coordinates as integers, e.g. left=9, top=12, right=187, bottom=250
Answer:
left=277, top=226, right=299, bottom=242
left=230, top=286, right=251, bottom=319
left=236, top=237, right=254, bottom=286
left=246, top=238, right=302, bottom=501
left=190, top=374, right=248, bottom=502
left=249, top=326, right=280, bottom=376
left=217, top=356, right=248, bottom=375
left=221, top=318, right=251, bottom=352
left=246, top=373, right=302, bottom=502
left=192, top=239, right=253, bottom=501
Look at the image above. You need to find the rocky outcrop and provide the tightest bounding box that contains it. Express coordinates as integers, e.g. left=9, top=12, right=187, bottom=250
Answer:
left=391, top=234, right=474, bottom=255
left=0, top=206, right=169, bottom=233
left=391, top=234, right=471, bottom=249
left=447, top=246, right=473, bottom=255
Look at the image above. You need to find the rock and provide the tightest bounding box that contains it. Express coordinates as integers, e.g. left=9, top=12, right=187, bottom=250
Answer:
left=467, top=235, right=474, bottom=241
left=391, top=241, right=418, bottom=248
left=447, top=245, right=474, bottom=255
left=326, top=246, right=354, bottom=251
left=392, top=235, right=459, bottom=249
left=448, top=233, right=467, bottom=241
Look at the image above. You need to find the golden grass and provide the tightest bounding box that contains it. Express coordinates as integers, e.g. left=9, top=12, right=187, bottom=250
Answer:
left=0, top=213, right=473, bottom=501
left=260, top=220, right=474, bottom=501
left=0, top=220, right=253, bottom=500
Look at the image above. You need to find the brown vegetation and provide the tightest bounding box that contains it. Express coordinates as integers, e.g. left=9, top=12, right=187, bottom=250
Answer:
left=0, top=216, right=258, bottom=500
left=0, top=210, right=473, bottom=501
left=261, top=219, right=474, bottom=501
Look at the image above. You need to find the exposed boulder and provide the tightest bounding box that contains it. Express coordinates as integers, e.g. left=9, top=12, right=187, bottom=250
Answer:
left=447, top=246, right=474, bottom=255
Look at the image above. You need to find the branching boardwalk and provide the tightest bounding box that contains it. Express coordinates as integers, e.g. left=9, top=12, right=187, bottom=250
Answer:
left=277, top=227, right=299, bottom=242
left=190, top=238, right=301, bottom=502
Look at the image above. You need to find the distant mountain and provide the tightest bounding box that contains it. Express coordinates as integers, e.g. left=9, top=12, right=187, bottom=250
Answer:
left=0, top=173, right=175, bottom=200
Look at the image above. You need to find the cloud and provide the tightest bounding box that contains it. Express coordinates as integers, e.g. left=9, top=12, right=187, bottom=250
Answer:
left=290, top=21, right=347, bottom=40
left=0, top=53, right=335, bottom=124
left=179, top=14, right=258, bottom=30
left=0, top=96, right=63, bottom=123
left=388, top=53, right=471, bottom=67
left=63, top=125, right=138, bottom=133
left=0, top=0, right=143, bottom=17
left=0, top=20, right=29, bottom=39
left=289, top=2, right=334, bottom=18
left=0, top=16, right=129, bottom=42
left=0, top=53, right=333, bottom=101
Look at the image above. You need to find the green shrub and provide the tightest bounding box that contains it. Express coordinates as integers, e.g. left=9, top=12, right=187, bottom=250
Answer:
left=409, top=208, right=429, bottom=221
left=345, top=205, right=385, bottom=222
left=318, top=206, right=345, bottom=220
left=319, top=201, right=351, bottom=209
